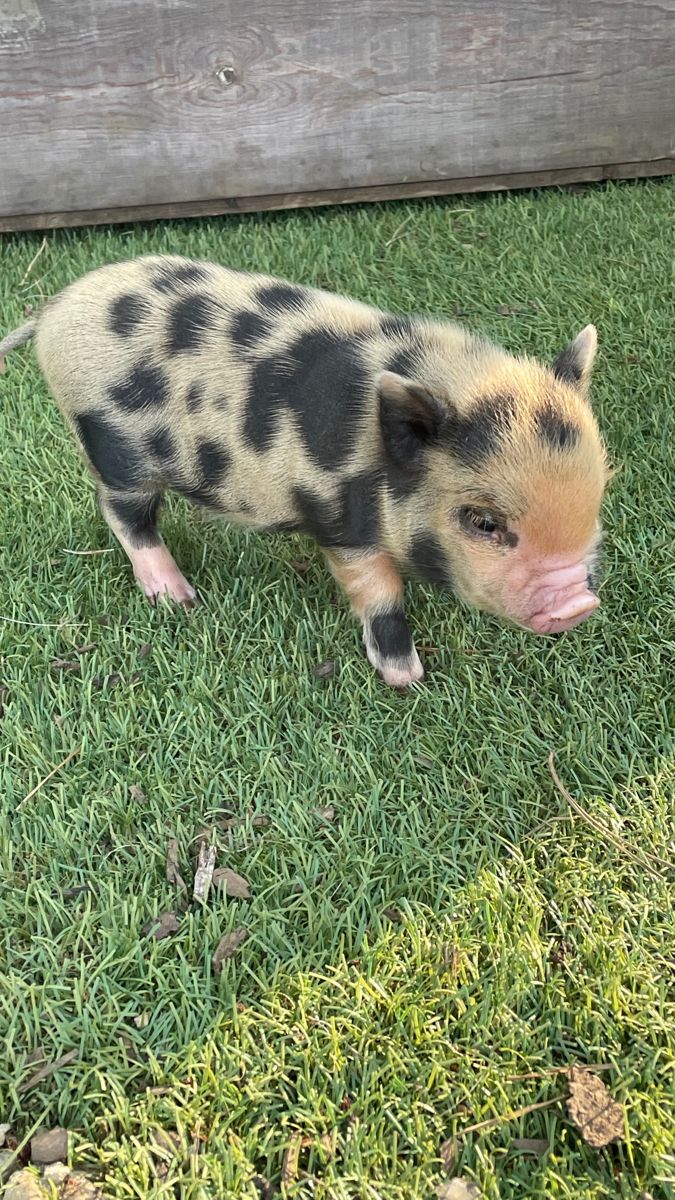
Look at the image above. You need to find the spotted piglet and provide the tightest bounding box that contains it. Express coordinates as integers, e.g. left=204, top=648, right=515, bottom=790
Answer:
left=0, top=255, right=607, bottom=686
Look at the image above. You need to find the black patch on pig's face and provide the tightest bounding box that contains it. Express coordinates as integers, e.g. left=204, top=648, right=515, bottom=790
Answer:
left=151, top=261, right=209, bottom=293
left=230, top=309, right=274, bottom=353
left=369, top=609, right=415, bottom=661
left=445, top=393, right=516, bottom=467
left=185, top=382, right=205, bottom=413
left=75, top=412, right=141, bottom=490
left=167, top=293, right=219, bottom=355
left=145, top=426, right=177, bottom=465
left=196, top=439, right=230, bottom=483
left=257, top=282, right=309, bottom=312
left=534, top=405, right=580, bottom=451
left=407, top=533, right=453, bottom=586
left=244, top=328, right=367, bottom=471
left=109, top=293, right=151, bottom=337
left=385, top=343, right=424, bottom=379
left=104, top=490, right=162, bottom=547
left=110, top=361, right=169, bottom=412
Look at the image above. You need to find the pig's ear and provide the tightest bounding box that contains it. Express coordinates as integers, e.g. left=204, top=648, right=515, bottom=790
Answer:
left=552, top=325, right=597, bottom=396
left=376, top=370, right=447, bottom=467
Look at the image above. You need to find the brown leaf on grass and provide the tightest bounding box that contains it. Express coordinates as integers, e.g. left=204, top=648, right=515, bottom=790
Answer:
left=567, top=1066, right=624, bottom=1147
left=281, top=1131, right=303, bottom=1189
left=495, top=304, right=521, bottom=316
left=439, top=1136, right=457, bottom=1173
left=138, top=642, right=153, bottom=660
left=316, top=805, right=335, bottom=821
left=144, top=912, right=179, bottom=941
left=512, top=1138, right=549, bottom=1154
left=212, top=927, right=249, bottom=972
left=193, top=842, right=216, bottom=904
left=50, top=658, right=81, bottom=674
left=150, top=1129, right=183, bottom=1159
left=250, top=1175, right=275, bottom=1200
left=212, top=867, right=251, bottom=899
left=436, top=1179, right=482, bottom=1200
left=30, top=1127, right=68, bottom=1165
left=18, top=1050, right=78, bottom=1093
left=73, top=643, right=97, bottom=655
left=129, top=785, right=146, bottom=802
left=165, top=839, right=186, bottom=893
left=383, top=906, right=402, bottom=923
left=312, top=660, right=337, bottom=679
left=290, top=558, right=311, bottom=577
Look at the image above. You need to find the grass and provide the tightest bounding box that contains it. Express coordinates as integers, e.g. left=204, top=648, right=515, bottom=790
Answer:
left=1, top=179, right=674, bottom=1200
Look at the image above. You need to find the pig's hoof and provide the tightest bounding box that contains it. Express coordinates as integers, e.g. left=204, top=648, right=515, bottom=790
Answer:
left=138, top=572, right=198, bottom=607
left=370, top=648, right=425, bottom=688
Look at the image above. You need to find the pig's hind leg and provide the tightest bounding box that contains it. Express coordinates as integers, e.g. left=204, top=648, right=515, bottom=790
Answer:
left=325, top=549, right=424, bottom=687
left=97, top=484, right=197, bottom=607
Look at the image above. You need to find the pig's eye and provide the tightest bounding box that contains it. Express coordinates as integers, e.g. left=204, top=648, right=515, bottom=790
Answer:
left=459, top=506, right=506, bottom=541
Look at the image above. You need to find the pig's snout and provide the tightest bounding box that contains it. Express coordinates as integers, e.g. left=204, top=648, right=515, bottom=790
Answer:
left=521, top=562, right=600, bottom=635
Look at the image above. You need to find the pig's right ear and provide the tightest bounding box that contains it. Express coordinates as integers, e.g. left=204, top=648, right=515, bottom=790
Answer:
left=376, top=371, right=447, bottom=467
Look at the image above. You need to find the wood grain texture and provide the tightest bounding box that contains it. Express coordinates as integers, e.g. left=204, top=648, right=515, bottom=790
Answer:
left=1, top=0, right=674, bottom=224
left=1, top=159, right=674, bottom=234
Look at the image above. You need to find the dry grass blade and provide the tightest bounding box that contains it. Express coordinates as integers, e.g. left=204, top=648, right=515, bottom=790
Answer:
left=62, top=547, right=114, bottom=556
left=19, top=236, right=47, bottom=284
left=0, top=615, right=87, bottom=629
left=281, top=1131, right=303, bottom=1191
left=17, top=747, right=81, bottom=811
left=547, top=753, right=668, bottom=877
left=507, top=1062, right=612, bottom=1082
left=458, top=1097, right=559, bottom=1137
left=193, top=842, right=216, bottom=903
left=18, top=1049, right=78, bottom=1093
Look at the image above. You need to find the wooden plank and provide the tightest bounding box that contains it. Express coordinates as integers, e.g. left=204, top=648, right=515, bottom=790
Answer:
left=1, top=158, right=673, bottom=234
left=1, top=0, right=674, bottom=221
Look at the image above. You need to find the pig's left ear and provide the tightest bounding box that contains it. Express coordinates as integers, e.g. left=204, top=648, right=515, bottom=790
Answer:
left=376, top=370, right=448, bottom=467
left=552, top=324, right=597, bottom=396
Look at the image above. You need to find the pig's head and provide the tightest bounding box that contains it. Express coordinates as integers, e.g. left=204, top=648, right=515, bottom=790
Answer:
left=378, top=324, right=607, bottom=634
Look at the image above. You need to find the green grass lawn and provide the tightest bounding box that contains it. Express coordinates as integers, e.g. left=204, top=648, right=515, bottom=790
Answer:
left=1, top=180, right=674, bottom=1200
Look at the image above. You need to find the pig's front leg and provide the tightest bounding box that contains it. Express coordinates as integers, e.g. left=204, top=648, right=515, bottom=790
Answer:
left=324, top=549, right=424, bottom=687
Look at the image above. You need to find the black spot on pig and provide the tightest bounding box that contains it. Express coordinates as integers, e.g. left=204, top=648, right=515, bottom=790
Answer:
left=230, top=309, right=273, bottom=353
left=104, top=490, right=162, bottom=547
left=257, top=282, right=309, bottom=312
left=407, top=533, right=453, bottom=586
left=110, top=361, right=169, bottom=412
left=167, top=293, right=219, bottom=355
left=244, top=354, right=290, bottom=452
left=75, top=412, right=141, bottom=490
left=292, top=488, right=340, bottom=545
left=337, top=472, right=381, bottom=546
left=281, top=328, right=367, bottom=471
left=369, top=609, right=415, bottom=660
left=109, top=293, right=151, bottom=337
left=445, top=393, right=516, bottom=467
left=152, top=261, right=209, bottom=293
left=385, top=340, right=425, bottom=380
left=380, top=315, right=415, bottom=338
left=534, top=406, right=580, bottom=451
left=196, top=439, right=230, bottom=483
left=145, top=427, right=177, bottom=465
left=185, top=382, right=205, bottom=413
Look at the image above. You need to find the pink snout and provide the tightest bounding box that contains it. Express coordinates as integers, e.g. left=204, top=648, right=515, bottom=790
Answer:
left=521, top=562, right=600, bottom=635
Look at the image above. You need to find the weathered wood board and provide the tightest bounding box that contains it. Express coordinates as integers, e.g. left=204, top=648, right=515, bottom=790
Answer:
left=0, top=0, right=674, bottom=231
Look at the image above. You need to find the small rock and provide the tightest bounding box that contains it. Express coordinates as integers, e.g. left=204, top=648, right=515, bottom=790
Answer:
left=4, top=1169, right=45, bottom=1200
left=31, top=1128, right=68, bottom=1166
left=43, top=1163, right=70, bottom=1185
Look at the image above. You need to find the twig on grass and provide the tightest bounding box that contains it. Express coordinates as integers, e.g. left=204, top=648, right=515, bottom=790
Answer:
left=17, top=746, right=81, bottom=811
left=547, top=752, right=669, bottom=878
left=458, top=1097, right=559, bottom=1137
